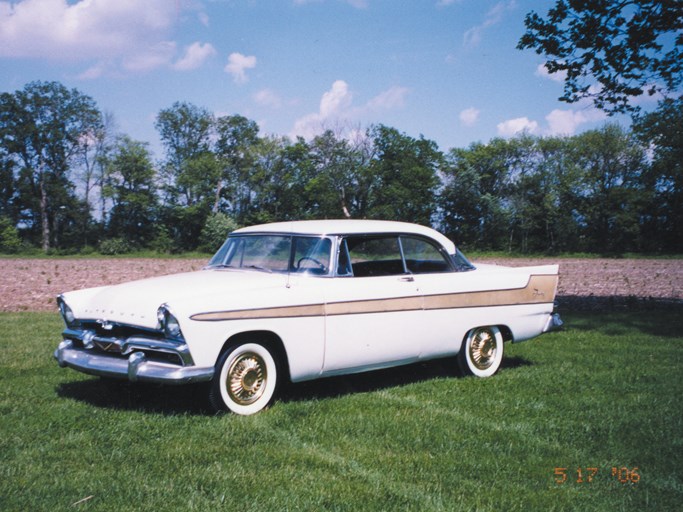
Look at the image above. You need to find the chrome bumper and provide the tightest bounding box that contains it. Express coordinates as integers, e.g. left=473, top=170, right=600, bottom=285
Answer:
left=543, top=312, right=564, bottom=333
left=54, top=340, right=214, bottom=384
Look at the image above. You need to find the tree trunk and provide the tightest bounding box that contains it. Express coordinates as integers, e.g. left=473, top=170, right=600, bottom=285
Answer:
left=213, top=179, right=223, bottom=213
left=39, top=172, right=50, bottom=252
left=340, top=187, right=351, bottom=218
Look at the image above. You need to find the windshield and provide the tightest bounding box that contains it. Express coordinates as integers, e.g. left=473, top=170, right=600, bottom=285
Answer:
left=208, top=234, right=332, bottom=275
left=452, top=248, right=476, bottom=272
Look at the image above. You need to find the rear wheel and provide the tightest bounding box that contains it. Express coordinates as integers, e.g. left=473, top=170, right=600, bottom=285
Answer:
left=458, top=326, right=503, bottom=378
left=210, top=342, right=278, bottom=415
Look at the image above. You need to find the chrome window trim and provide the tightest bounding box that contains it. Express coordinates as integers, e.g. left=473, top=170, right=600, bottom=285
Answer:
left=333, top=232, right=458, bottom=278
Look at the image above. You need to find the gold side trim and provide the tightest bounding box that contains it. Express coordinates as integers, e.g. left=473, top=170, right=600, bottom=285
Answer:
left=190, top=274, right=558, bottom=322
left=326, top=296, right=423, bottom=316
left=192, top=303, right=324, bottom=321
left=423, top=274, right=558, bottom=310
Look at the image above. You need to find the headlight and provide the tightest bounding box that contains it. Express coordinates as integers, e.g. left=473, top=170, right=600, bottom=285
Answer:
left=157, top=307, right=166, bottom=327
left=57, top=296, right=78, bottom=328
left=156, top=304, right=184, bottom=341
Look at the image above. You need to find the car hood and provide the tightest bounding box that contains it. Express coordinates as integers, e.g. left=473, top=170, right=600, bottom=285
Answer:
left=62, top=269, right=289, bottom=329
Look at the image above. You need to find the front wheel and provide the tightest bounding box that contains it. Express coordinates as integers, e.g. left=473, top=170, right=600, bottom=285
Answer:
left=210, top=342, right=279, bottom=415
left=458, top=326, right=503, bottom=378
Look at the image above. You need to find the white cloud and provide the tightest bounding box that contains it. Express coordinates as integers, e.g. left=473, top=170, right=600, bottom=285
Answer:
left=497, top=117, right=538, bottom=137
left=545, top=108, right=606, bottom=136
left=122, top=41, right=176, bottom=72
left=291, top=112, right=327, bottom=140
left=291, top=80, right=408, bottom=140
left=253, top=89, right=282, bottom=108
left=463, top=0, right=516, bottom=48
left=0, top=0, right=176, bottom=62
left=173, top=42, right=216, bottom=71
left=77, top=62, right=106, bottom=80
left=463, top=27, right=482, bottom=48
left=224, top=52, right=257, bottom=83
left=631, top=83, right=665, bottom=106
left=535, top=63, right=566, bottom=83
left=497, top=107, right=606, bottom=138
left=366, top=86, right=409, bottom=111
left=459, top=107, right=480, bottom=126
left=320, top=80, right=353, bottom=117
left=292, top=80, right=352, bottom=139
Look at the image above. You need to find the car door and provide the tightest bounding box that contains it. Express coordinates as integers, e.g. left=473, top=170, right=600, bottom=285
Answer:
left=321, top=235, right=424, bottom=375
left=398, top=235, right=464, bottom=357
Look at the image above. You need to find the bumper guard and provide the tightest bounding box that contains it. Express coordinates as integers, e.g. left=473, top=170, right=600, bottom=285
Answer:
left=543, top=312, right=564, bottom=333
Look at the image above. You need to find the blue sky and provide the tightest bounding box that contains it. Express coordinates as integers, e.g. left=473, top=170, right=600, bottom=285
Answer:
left=0, top=0, right=640, bottom=158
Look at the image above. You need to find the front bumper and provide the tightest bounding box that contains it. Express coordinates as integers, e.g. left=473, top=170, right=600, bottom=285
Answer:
left=54, top=340, right=214, bottom=384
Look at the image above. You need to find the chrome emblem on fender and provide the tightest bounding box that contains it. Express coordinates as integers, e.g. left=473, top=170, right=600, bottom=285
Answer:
left=533, top=288, right=545, bottom=298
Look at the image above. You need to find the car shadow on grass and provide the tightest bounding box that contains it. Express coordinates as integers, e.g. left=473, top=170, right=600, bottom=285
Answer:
left=56, top=378, right=215, bottom=416
left=281, top=355, right=533, bottom=404
left=55, top=355, right=534, bottom=415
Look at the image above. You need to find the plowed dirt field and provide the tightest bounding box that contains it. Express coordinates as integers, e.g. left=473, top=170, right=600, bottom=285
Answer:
left=1, top=257, right=681, bottom=312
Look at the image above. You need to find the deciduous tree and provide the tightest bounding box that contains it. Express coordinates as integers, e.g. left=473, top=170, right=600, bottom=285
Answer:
left=0, top=81, right=102, bottom=251
left=366, top=125, right=440, bottom=226
left=633, top=96, right=683, bottom=251
left=103, top=136, right=157, bottom=247
left=214, top=115, right=260, bottom=220
left=518, top=0, right=683, bottom=113
left=569, top=124, right=647, bottom=252
left=156, top=102, right=214, bottom=206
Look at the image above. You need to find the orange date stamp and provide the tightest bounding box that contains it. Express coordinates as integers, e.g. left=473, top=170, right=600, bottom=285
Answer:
left=553, top=467, right=640, bottom=484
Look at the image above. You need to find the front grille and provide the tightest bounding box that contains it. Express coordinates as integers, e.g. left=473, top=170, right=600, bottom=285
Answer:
left=63, top=321, right=190, bottom=367
left=80, top=320, right=162, bottom=340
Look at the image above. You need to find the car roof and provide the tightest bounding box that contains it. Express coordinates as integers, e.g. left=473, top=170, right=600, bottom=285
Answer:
left=232, top=219, right=456, bottom=253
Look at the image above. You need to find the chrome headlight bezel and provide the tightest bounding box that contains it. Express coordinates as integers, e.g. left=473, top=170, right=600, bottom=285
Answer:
left=156, top=304, right=185, bottom=341
left=57, top=296, right=79, bottom=328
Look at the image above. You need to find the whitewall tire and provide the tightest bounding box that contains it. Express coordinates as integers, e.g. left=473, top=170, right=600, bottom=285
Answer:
left=458, top=326, right=504, bottom=378
left=210, top=342, right=279, bottom=415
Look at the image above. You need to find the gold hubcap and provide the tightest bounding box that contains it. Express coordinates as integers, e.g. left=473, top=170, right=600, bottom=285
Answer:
left=469, top=329, right=497, bottom=370
left=227, top=353, right=267, bottom=405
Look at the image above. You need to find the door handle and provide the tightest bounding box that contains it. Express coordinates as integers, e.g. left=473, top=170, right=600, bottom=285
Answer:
left=399, top=275, right=415, bottom=282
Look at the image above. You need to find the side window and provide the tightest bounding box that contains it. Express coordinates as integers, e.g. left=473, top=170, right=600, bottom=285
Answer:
left=344, top=236, right=406, bottom=277
left=400, top=236, right=452, bottom=274
left=293, top=237, right=331, bottom=274
left=337, top=239, right=352, bottom=276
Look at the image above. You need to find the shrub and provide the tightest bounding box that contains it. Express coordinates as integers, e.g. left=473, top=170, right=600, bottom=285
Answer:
left=79, top=245, right=96, bottom=256
left=99, top=237, right=133, bottom=255
left=0, top=217, right=22, bottom=254
left=151, top=225, right=174, bottom=254
left=199, top=213, right=238, bottom=253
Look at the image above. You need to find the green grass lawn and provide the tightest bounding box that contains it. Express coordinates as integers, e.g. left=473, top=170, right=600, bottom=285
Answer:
left=1, top=310, right=681, bottom=511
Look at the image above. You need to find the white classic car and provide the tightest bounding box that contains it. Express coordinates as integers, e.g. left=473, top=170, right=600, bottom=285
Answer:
left=55, top=220, right=562, bottom=415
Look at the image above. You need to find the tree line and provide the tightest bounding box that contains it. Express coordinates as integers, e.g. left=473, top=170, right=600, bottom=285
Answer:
left=0, top=81, right=681, bottom=256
